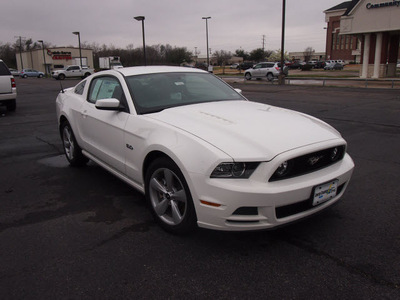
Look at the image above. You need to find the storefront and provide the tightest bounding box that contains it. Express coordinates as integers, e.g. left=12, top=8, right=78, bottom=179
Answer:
left=325, top=0, right=400, bottom=78
left=16, top=47, right=93, bottom=75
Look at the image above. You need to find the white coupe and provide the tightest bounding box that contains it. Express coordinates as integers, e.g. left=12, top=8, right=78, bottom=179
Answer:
left=56, top=66, right=354, bottom=234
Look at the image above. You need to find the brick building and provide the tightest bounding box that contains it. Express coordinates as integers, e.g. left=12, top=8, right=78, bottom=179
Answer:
left=324, top=0, right=400, bottom=78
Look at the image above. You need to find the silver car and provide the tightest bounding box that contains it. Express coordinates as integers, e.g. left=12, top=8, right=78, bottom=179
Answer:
left=244, top=62, right=286, bottom=81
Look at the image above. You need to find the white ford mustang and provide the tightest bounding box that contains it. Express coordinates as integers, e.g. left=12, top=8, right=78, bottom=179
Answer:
left=56, top=66, right=354, bottom=234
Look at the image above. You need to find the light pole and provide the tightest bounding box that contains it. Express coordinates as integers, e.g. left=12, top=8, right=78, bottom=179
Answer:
left=279, top=0, right=286, bottom=85
left=134, top=16, right=147, bottom=66
left=202, top=17, right=211, bottom=71
left=37, top=40, right=47, bottom=76
left=72, top=32, right=82, bottom=68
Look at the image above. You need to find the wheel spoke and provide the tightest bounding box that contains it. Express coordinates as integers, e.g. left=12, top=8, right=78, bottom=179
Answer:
left=172, top=189, right=186, bottom=203
left=150, top=178, right=168, bottom=194
left=170, top=200, right=183, bottom=223
left=154, top=197, right=169, bottom=216
left=163, top=169, right=174, bottom=191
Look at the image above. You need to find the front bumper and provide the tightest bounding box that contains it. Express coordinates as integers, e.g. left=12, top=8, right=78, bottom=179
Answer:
left=190, top=153, right=354, bottom=231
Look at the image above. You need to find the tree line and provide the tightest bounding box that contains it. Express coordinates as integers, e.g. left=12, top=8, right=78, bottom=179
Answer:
left=1, top=38, right=291, bottom=69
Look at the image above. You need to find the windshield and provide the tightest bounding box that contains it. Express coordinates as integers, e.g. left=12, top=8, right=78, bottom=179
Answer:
left=125, top=72, right=245, bottom=114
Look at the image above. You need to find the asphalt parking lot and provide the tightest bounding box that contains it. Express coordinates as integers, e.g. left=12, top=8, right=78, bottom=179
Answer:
left=1, top=77, right=399, bottom=299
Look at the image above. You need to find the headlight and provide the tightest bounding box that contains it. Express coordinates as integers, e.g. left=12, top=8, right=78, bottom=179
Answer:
left=210, top=162, right=259, bottom=179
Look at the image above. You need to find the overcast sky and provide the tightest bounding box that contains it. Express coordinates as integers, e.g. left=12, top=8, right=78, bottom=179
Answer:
left=1, top=0, right=341, bottom=54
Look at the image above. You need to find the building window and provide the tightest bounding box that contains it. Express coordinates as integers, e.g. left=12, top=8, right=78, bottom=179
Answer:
left=337, top=34, right=340, bottom=50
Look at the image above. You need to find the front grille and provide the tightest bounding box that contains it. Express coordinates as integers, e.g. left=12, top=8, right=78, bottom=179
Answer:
left=275, top=183, right=345, bottom=219
left=269, top=145, right=346, bottom=182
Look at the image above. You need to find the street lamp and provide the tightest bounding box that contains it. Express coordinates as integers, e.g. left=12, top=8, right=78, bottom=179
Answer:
left=72, top=31, right=82, bottom=68
left=37, top=40, right=47, bottom=77
left=134, top=16, right=147, bottom=66
left=279, top=0, right=286, bottom=85
left=202, top=17, right=211, bottom=71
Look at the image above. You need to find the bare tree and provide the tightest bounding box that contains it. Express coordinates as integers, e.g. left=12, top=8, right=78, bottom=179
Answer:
left=303, top=46, right=315, bottom=62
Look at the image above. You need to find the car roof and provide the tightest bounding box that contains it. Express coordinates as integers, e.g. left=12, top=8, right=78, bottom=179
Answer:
left=115, top=66, right=209, bottom=77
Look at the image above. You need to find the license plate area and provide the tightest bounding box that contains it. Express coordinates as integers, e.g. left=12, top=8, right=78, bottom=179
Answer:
left=312, top=180, right=339, bottom=206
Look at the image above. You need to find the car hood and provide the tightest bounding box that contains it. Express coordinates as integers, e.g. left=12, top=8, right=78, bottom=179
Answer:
left=148, top=100, right=342, bottom=161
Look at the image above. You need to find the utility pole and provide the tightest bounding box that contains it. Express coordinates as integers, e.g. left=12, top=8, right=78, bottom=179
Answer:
left=262, top=35, right=266, bottom=52
left=14, top=36, right=26, bottom=70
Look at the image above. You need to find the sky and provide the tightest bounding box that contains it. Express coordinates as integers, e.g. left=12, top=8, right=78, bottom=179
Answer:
left=1, top=0, right=342, bottom=55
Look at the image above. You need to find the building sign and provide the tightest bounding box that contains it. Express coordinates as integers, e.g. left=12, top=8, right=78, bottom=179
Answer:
left=47, top=50, right=72, bottom=60
left=366, top=1, right=400, bottom=9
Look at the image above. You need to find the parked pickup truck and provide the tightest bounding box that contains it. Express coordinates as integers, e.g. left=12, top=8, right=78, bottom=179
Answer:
left=52, top=65, right=94, bottom=80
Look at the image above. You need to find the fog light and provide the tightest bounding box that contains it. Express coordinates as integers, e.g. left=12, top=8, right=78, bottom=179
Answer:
left=330, top=147, right=339, bottom=161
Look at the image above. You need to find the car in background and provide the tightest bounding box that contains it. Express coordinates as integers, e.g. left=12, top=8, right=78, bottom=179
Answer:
left=9, top=68, right=19, bottom=76
left=324, top=63, right=344, bottom=70
left=0, top=60, right=17, bottom=111
left=56, top=66, right=354, bottom=234
left=239, top=62, right=255, bottom=70
left=244, top=62, right=288, bottom=81
left=20, top=69, right=44, bottom=78
left=314, top=61, right=326, bottom=69
left=230, top=63, right=239, bottom=69
left=286, top=61, right=302, bottom=69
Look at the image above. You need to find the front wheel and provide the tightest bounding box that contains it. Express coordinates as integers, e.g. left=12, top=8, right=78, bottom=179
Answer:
left=58, top=74, right=65, bottom=80
left=245, top=73, right=252, bottom=80
left=145, top=157, right=197, bottom=234
left=61, top=121, right=88, bottom=167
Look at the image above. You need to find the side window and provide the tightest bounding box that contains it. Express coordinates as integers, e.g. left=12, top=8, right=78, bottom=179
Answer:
left=266, top=63, right=274, bottom=68
left=74, top=80, right=86, bottom=95
left=254, top=64, right=262, bottom=69
left=87, top=76, right=128, bottom=110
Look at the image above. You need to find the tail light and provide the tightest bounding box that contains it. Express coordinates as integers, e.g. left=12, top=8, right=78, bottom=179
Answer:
left=275, top=67, right=280, bottom=71
left=11, top=78, right=16, bottom=88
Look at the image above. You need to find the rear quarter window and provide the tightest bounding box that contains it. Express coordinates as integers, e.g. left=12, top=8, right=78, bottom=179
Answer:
left=0, top=62, right=11, bottom=76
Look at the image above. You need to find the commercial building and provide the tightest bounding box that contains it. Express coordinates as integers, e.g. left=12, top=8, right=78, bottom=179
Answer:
left=324, top=0, right=400, bottom=78
left=15, top=47, right=94, bottom=75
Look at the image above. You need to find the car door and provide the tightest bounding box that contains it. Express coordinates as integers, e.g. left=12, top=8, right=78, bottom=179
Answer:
left=78, top=75, right=130, bottom=173
left=66, top=66, right=80, bottom=76
left=252, top=63, right=265, bottom=77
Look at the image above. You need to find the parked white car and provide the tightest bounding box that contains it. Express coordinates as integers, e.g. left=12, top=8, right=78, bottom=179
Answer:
left=52, top=65, right=94, bottom=80
left=244, top=62, right=287, bottom=81
left=56, top=66, right=354, bottom=234
left=0, top=60, right=17, bottom=111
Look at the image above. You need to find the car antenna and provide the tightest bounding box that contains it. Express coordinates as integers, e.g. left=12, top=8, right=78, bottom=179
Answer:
left=59, top=81, right=65, bottom=93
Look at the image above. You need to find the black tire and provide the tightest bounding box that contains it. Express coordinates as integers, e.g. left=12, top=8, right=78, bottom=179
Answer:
left=84, top=72, right=91, bottom=78
left=58, top=74, right=66, bottom=80
left=6, top=99, right=16, bottom=112
left=245, top=72, right=252, bottom=80
left=38, top=74, right=43, bottom=78
left=267, top=73, right=274, bottom=81
left=145, top=157, right=197, bottom=234
left=22, top=74, right=27, bottom=78
left=60, top=121, right=88, bottom=167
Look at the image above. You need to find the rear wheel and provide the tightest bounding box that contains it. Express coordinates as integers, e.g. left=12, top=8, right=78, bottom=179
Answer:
left=84, top=72, right=91, bottom=78
left=61, top=121, right=88, bottom=167
left=245, top=72, right=252, bottom=80
left=6, top=100, right=16, bottom=112
left=22, top=74, right=27, bottom=78
left=38, top=74, right=43, bottom=78
left=267, top=73, right=274, bottom=81
left=145, top=157, right=197, bottom=234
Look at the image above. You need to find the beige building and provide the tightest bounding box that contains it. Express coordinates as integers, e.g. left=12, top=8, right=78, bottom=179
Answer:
left=16, top=47, right=94, bottom=75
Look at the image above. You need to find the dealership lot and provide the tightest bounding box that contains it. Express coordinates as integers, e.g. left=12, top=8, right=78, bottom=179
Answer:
left=0, top=78, right=399, bottom=298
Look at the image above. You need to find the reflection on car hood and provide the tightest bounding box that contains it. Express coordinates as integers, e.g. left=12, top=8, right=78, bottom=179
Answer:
left=148, top=100, right=342, bottom=160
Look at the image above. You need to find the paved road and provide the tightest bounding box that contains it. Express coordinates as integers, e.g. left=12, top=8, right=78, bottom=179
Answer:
left=1, top=78, right=399, bottom=299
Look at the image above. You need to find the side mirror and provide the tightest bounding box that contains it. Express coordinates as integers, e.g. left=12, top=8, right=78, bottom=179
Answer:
left=95, top=98, right=121, bottom=111
left=234, top=88, right=242, bottom=94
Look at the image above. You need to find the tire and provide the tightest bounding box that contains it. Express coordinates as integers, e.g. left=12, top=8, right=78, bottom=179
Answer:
left=145, top=157, right=197, bottom=234
left=245, top=72, right=252, bottom=80
left=84, top=72, right=91, bottom=78
left=267, top=73, right=274, bottom=81
left=61, top=121, right=88, bottom=167
left=6, top=99, right=16, bottom=112
left=58, top=74, right=65, bottom=80
left=38, top=74, right=43, bottom=78
left=22, top=74, right=28, bottom=78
